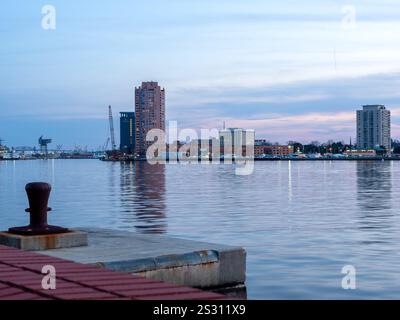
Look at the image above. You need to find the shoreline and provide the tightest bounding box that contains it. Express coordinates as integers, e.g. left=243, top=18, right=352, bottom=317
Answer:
left=1, top=157, right=398, bottom=162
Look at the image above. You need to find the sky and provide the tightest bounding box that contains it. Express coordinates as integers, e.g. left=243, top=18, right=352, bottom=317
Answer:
left=1, top=0, right=400, bottom=149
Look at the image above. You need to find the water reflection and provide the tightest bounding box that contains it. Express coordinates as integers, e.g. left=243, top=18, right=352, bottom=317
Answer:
left=288, top=160, right=292, bottom=202
left=356, top=161, right=393, bottom=232
left=120, top=162, right=167, bottom=234
left=4, top=160, right=400, bottom=298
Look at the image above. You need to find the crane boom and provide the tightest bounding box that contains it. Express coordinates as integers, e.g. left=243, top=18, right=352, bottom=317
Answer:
left=103, top=137, right=110, bottom=151
left=108, top=105, right=116, bottom=151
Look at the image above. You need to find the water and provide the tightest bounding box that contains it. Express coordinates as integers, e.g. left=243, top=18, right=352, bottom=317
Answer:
left=1, top=159, right=400, bottom=299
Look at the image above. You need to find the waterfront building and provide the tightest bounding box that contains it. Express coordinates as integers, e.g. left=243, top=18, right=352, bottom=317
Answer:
left=219, top=128, right=255, bottom=157
left=0, top=144, right=8, bottom=159
left=134, top=82, right=165, bottom=157
left=343, top=149, right=377, bottom=157
left=356, top=105, right=391, bottom=152
left=120, top=112, right=135, bottom=154
left=254, top=145, right=294, bottom=157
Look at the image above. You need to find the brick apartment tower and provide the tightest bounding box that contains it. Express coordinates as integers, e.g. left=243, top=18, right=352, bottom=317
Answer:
left=134, top=81, right=165, bottom=157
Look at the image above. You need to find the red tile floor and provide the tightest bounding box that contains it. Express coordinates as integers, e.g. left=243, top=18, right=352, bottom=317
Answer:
left=0, top=245, right=228, bottom=300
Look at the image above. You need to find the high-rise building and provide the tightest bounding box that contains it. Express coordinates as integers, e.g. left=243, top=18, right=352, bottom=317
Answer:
left=120, top=112, right=135, bottom=154
left=219, top=128, right=255, bottom=157
left=356, top=105, right=391, bottom=151
left=134, top=82, right=165, bottom=157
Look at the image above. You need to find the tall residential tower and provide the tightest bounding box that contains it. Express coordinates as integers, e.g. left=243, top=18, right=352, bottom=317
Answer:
left=134, top=82, right=165, bottom=157
left=356, top=105, right=391, bottom=151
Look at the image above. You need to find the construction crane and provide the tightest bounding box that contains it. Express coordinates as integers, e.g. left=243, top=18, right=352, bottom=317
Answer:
left=103, top=105, right=125, bottom=161
left=103, top=137, right=110, bottom=151
left=108, top=105, right=116, bottom=151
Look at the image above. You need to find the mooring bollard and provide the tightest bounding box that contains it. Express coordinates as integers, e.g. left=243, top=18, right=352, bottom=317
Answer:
left=8, top=182, right=69, bottom=236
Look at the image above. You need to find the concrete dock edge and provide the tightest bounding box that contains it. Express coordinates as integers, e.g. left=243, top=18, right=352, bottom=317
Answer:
left=35, top=228, right=246, bottom=290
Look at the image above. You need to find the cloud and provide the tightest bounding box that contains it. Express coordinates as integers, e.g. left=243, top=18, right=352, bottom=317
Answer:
left=227, top=111, right=355, bottom=127
left=169, top=93, right=331, bottom=107
left=206, top=107, right=400, bottom=143
left=2, top=0, right=400, bottom=147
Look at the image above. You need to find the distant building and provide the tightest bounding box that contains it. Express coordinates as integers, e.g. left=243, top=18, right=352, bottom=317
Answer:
left=165, top=141, right=186, bottom=159
left=254, top=145, right=294, bottom=157
left=219, top=128, right=255, bottom=157
left=120, top=112, right=135, bottom=154
left=0, top=144, right=8, bottom=159
left=356, top=105, right=391, bottom=152
left=14, top=146, right=35, bottom=152
left=255, top=139, right=270, bottom=146
left=134, top=82, right=165, bottom=157
left=343, top=149, right=376, bottom=157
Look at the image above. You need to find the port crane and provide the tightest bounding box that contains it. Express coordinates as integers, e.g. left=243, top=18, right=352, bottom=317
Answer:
left=39, top=136, right=52, bottom=156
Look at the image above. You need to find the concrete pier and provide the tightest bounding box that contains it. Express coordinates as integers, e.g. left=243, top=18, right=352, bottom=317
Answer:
left=36, top=228, right=246, bottom=291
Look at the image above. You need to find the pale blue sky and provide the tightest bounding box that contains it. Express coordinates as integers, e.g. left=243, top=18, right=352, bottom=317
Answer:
left=1, top=0, right=400, bottom=148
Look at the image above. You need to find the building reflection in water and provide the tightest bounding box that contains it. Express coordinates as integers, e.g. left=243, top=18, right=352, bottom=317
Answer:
left=120, top=161, right=167, bottom=234
left=356, top=161, right=393, bottom=233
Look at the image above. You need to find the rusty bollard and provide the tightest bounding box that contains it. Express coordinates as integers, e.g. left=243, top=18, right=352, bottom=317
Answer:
left=8, top=182, right=69, bottom=236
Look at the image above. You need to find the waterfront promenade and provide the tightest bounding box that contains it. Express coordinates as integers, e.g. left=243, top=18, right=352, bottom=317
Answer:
left=0, top=244, right=228, bottom=300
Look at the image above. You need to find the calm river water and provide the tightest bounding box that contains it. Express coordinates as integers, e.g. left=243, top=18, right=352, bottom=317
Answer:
left=1, top=159, right=400, bottom=299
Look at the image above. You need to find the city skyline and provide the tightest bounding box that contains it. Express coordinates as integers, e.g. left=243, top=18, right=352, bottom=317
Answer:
left=2, top=1, right=400, bottom=147
left=1, top=97, right=399, bottom=150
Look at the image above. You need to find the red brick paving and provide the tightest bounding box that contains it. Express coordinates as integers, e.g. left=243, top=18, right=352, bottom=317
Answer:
left=0, top=244, right=228, bottom=300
